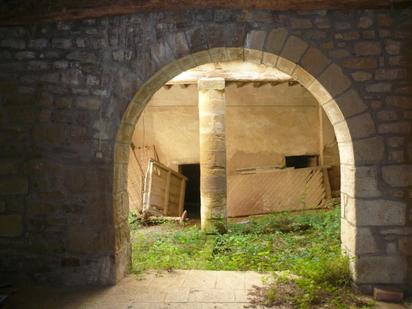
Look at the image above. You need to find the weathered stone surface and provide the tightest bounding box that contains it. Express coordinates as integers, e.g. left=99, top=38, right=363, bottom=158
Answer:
left=375, top=68, right=406, bottom=80
left=335, top=31, right=360, bottom=40
left=351, top=71, right=372, bottom=81
left=366, top=82, right=392, bottom=93
left=341, top=165, right=381, bottom=198
left=342, top=57, right=377, bottom=69
left=354, top=41, right=382, bottom=56
left=341, top=219, right=379, bottom=254
left=399, top=237, right=412, bottom=255
left=386, top=96, right=412, bottom=109
left=198, top=77, right=227, bottom=233
left=300, top=47, right=331, bottom=77
left=378, top=122, right=411, bottom=134
left=318, top=63, right=351, bottom=98
left=344, top=198, right=406, bottom=226
left=244, top=30, right=266, bottom=50
left=355, top=256, right=407, bottom=284
left=385, top=40, right=401, bottom=55
left=76, top=97, right=101, bottom=110
left=382, top=165, right=412, bottom=187
left=352, top=137, right=385, bottom=164
left=0, top=214, right=23, bottom=237
left=346, top=112, right=376, bottom=139
left=0, top=7, right=410, bottom=290
left=280, top=35, right=308, bottom=63
left=335, top=89, right=367, bottom=118
left=0, top=176, right=28, bottom=195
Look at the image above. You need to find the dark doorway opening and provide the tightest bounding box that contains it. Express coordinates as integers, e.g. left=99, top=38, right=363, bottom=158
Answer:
left=285, top=155, right=319, bottom=169
left=179, top=164, right=201, bottom=219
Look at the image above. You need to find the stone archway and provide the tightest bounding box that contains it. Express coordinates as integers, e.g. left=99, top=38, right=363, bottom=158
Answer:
left=113, top=29, right=405, bottom=292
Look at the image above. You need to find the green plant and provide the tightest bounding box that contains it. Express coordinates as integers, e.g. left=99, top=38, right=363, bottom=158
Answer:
left=130, top=206, right=373, bottom=308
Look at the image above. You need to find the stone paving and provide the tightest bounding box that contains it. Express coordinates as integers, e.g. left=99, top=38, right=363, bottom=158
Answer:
left=6, top=270, right=269, bottom=308
left=5, top=270, right=409, bottom=308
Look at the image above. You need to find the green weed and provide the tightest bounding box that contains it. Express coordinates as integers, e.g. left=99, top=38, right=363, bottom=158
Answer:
left=130, top=207, right=373, bottom=308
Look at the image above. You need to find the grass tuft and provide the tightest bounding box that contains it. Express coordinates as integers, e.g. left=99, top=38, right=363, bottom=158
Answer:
left=130, top=207, right=374, bottom=308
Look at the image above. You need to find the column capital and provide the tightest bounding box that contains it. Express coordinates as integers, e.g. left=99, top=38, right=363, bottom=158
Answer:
left=198, top=77, right=225, bottom=90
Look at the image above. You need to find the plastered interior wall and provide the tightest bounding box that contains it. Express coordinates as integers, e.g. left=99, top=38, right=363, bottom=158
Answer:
left=130, top=81, right=340, bottom=212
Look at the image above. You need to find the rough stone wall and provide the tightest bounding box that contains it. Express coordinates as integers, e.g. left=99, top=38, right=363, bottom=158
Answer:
left=0, top=8, right=410, bottom=290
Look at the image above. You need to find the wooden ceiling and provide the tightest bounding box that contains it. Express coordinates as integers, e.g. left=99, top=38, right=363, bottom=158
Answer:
left=0, top=0, right=410, bottom=25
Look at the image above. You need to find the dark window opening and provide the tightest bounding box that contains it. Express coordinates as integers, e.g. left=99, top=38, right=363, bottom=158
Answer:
left=179, top=164, right=201, bottom=219
left=285, top=155, right=319, bottom=169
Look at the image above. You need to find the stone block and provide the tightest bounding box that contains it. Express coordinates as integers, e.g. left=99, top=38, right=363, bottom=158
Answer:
left=385, top=40, right=401, bottom=55
left=358, top=16, right=373, bottom=29
left=344, top=197, right=406, bottom=226
left=290, top=17, right=312, bottom=29
left=76, top=97, right=101, bottom=110
left=307, top=79, right=333, bottom=105
left=15, top=51, right=35, bottom=60
left=66, top=225, right=112, bottom=253
left=341, top=219, right=379, bottom=255
left=382, top=165, right=412, bottom=187
left=351, top=71, right=372, bottom=81
left=300, top=47, right=331, bottom=77
left=399, top=237, right=412, bottom=255
left=374, top=288, right=404, bottom=302
left=263, top=28, right=288, bottom=54
left=244, top=30, right=266, bottom=50
left=317, top=64, right=351, bottom=98
left=291, top=65, right=314, bottom=88
left=335, top=31, right=360, bottom=40
left=322, top=101, right=345, bottom=125
left=342, top=57, right=377, bottom=69
left=52, top=38, right=72, bottom=49
left=0, top=39, right=25, bottom=49
left=346, top=112, right=376, bottom=139
left=244, top=48, right=263, bottom=65
left=0, top=215, right=23, bottom=237
left=375, top=69, right=406, bottom=80
left=280, top=36, right=308, bottom=63
left=0, top=159, right=19, bottom=175
left=261, top=52, right=278, bottom=67
left=334, top=89, right=367, bottom=118
left=385, top=96, right=412, bottom=109
left=66, top=51, right=97, bottom=63
left=378, top=122, right=411, bottom=135
left=341, top=165, right=381, bottom=198
left=354, top=41, right=382, bottom=56
left=0, top=176, right=29, bottom=195
left=28, top=39, right=48, bottom=49
left=208, top=48, right=227, bottom=63
left=354, top=137, right=385, bottom=164
left=275, top=56, right=296, bottom=75
left=354, top=255, right=407, bottom=284
left=377, top=110, right=398, bottom=122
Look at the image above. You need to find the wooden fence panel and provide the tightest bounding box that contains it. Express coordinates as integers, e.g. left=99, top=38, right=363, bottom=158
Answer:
left=143, top=160, right=187, bottom=217
left=228, top=167, right=327, bottom=217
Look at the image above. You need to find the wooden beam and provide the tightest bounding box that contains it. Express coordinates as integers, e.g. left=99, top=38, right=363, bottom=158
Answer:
left=0, top=0, right=409, bottom=25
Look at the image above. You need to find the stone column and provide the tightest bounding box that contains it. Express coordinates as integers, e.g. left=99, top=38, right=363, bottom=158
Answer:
left=198, top=77, right=227, bottom=233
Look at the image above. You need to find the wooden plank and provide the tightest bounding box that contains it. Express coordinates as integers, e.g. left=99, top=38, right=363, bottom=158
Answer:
left=322, top=167, right=332, bottom=200
left=143, top=159, right=187, bottom=217
left=163, top=170, right=171, bottom=215
left=228, top=167, right=327, bottom=217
